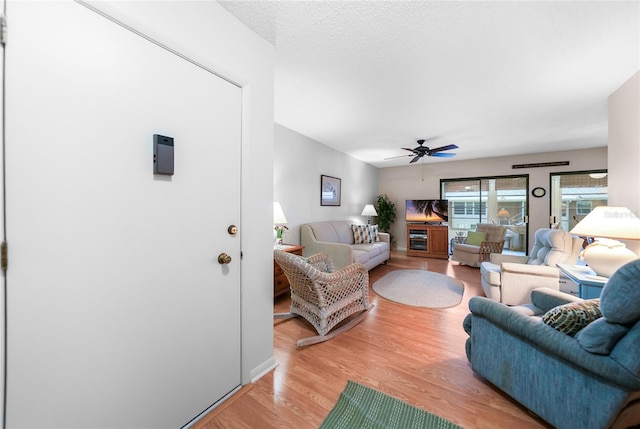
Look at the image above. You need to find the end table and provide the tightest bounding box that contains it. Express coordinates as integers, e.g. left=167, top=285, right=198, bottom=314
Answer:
left=274, top=244, right=304, bottom=298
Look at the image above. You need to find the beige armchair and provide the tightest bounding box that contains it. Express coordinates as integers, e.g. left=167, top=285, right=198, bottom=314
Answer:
left=451, top=224, right=507, bottom=267
left=273, top=250, right=372, bottom=347
left=480, top=228, right=584, bottom=305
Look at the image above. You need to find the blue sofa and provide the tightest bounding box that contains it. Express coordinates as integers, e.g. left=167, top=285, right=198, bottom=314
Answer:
left=464, top=259, right=640, bottom=429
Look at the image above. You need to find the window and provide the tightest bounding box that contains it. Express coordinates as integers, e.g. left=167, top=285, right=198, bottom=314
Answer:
left=452, top=201, right=486, bottom=216
left=442, top=175, right=528, bottom=252
left=576, top=200, right=592, bottom=215
left=550, top=171, right=607, bottom=230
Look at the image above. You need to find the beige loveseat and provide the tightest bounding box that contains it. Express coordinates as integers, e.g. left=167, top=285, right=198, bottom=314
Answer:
left=300, top=221, right=390, bottom=270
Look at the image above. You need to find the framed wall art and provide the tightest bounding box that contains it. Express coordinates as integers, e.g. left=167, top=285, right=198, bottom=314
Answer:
left=320, top=175, right=341, bottom=206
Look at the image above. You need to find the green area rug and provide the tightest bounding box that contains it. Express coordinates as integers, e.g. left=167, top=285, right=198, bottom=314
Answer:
left=320, top=380, right=463, bottom=429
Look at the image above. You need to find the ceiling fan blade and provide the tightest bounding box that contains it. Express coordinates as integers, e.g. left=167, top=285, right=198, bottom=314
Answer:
left=401, top=147, right=416, bottom=152
left=410, top=155, right=421, bottom=163
left=430, top=144, right=459, bottom=153
left=431, top=152, right=456, bottom=158
left=384, top=154, right=413, bottom=160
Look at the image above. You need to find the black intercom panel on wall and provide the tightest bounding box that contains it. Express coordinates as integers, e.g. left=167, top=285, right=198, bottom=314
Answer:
left=153, top=134, right=174, bottom=175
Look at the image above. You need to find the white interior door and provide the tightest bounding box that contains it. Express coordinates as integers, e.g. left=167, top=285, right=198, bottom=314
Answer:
left=4, top=2, right=241, bottom=427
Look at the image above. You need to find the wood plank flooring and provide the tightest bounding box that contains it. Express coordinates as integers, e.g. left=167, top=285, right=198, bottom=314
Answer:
left=195, top=251, right=551, bottom=429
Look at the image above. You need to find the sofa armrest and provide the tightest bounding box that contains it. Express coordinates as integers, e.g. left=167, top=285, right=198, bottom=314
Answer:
left=489, top=253, right=529, bottom=264
left=530, top=287, right=582, bottom=312
left=468, top=296, right=640, bottom=390
left=303, top=241, right=352, bottom=270
left=480, top=240, right=504, bottom=254
left=300, top=225, right=353, bottom=269
left=378, top=232, right=390, bottom=243
left=501, top=262, right=559, bottom=278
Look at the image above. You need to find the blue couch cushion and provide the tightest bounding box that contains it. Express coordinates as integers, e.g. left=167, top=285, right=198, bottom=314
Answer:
left=575, top=317, right=630, bottom=355
left=600, top=259, right=640, bottom=324
left=542, top=299, right=601, bottom=336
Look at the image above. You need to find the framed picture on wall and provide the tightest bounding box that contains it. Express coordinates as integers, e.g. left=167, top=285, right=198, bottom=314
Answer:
left=321, top=175, right=341, bottom=206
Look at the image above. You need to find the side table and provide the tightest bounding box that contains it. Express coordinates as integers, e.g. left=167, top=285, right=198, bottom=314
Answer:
left=274, top=244, right=304, bottom=298
left=556, top=263, right=608, bottom=299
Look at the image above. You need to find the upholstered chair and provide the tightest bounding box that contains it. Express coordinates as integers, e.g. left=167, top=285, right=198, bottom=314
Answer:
left=451, top=224, right=507, bottom=267
left=480, top=228, right=583, bottom=305
left=464, top=259, right=640, bottom=429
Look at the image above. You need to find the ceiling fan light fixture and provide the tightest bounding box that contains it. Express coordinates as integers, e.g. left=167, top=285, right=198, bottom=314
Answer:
left=385, top=139, right=459, bottom=164
left=589, top=172, right=608, bottom=179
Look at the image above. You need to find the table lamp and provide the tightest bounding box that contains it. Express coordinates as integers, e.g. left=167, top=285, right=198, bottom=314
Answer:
left=361, top=204, right=378, bottom=224
left=273, top=202, right=288, bottom=245
left=569, top=206, right=640, bottom=277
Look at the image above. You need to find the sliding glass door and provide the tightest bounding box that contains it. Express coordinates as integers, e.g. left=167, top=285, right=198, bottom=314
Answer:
left=550, top=170, right=608, bottom=231
left=442, top=175, right=529, bottom=253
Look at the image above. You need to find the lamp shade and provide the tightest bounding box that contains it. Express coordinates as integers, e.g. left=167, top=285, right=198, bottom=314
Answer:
left=361, top=204, right=378, bottom=217
left=569, top=206, right=640, bottom=240
left=273, top=202, right=288, bottom=224
left=497, top=208, right=510, bottom=218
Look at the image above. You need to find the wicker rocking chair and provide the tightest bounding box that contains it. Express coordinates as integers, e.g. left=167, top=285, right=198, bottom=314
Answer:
left=274, top=250, right=373, bottom=348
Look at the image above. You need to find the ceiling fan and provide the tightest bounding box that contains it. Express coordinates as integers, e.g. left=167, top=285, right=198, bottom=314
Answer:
left=386, top=139, right=459, bottom=164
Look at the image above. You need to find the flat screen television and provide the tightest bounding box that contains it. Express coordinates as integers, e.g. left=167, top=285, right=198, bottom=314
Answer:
left=406, top=199, right=449, bottom=223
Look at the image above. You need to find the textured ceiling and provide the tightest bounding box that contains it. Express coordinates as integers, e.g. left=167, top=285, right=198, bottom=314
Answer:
left=218, top=1, right=640, bottom=168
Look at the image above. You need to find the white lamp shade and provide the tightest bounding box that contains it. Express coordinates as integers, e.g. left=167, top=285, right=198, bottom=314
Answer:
left=273, top=202, right=288, bottom=224
left=361, top=204, right=378, bottom=217
left=569, top=206, right=640, bottom=240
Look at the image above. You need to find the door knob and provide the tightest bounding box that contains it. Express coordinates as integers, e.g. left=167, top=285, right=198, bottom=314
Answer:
left=228, top=225, right=238, bottom=235
left=218, top=253, right=232, bottom=265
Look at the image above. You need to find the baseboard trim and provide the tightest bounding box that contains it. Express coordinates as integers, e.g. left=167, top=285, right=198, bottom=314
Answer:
left=249, top=356, right=278, bottom=383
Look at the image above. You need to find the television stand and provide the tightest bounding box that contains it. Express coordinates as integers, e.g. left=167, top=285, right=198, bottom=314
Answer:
left=406, top=224, right=449, bottom=259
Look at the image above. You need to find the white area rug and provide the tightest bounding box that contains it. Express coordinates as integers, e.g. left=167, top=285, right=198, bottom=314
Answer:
left=372, top=270, right=464, bottom=308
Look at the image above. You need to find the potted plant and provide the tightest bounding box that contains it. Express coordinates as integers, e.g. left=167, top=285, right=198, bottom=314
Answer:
left=375, top=194, right=396, bottom=248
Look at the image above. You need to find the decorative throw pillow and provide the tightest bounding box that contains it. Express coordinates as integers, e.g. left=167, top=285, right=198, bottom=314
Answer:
left=465, top=231, right=487, bottom=246
left=542, top=299, right=602, bottom=336
left=575, top=317, right=629, bottom=355
left=369, top=225, right=380, bottom=242
left=351, top=224, right=373, bottom=244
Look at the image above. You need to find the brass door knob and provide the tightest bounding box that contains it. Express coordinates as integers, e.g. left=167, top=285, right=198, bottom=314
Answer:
left=228, top=225, right=238, bottom=235
left=218, top=253, right=232, bottom=265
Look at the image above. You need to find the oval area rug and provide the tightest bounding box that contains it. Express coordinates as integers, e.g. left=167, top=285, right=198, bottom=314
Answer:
left=372, top=270, right=464, bottom=308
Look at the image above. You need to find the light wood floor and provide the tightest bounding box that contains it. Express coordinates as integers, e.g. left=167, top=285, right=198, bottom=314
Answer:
left=195, top=250, right=551, bottom=429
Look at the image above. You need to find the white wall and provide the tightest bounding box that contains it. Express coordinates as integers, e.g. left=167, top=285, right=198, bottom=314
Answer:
left=379, top=147, right=607, bottom=251
left=608, top=70, right=640, bottom=255
left=274, top=124, right=379, bottom=246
